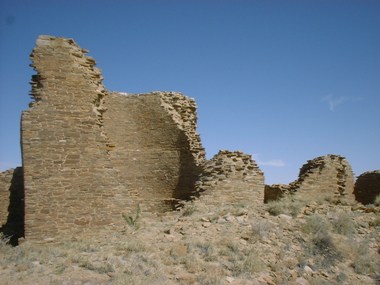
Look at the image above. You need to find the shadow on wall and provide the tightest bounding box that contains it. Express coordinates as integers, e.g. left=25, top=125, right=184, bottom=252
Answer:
left=172, top=131, right=202, bottom=203
left=0, top=167, right=24, bottom=246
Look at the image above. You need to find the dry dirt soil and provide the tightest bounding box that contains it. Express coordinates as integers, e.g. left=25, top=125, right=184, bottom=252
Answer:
left=0, top=196, right=379, bottom=285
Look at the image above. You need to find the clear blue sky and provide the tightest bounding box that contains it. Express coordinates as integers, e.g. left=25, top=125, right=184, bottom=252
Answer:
left=0, top=0, right=379, bottom=184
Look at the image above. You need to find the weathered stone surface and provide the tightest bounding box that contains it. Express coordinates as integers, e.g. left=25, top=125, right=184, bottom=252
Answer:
left=264, top=184, right=291, bottom=203
left=195, top=150, right=265, bottom=206
left=265, top=154, right=355, bottom=204
left=354, top=170, right=380, bottom=205
left=291, top=154, right=355, bottom=203
left=21, top=35, right=205, bottom=240
left=0, top=167, right=24, bottom=244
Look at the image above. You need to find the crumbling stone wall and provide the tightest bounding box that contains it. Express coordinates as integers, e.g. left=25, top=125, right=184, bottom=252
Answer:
left=265, top=154, right=355, bottom=204
left=104, top=91, right=205, bottom=211
left=195, top=150, right=265, bottom=207
left=354, top=170, right=380, bottom=205
left=21, top=35, right=204, bottom=240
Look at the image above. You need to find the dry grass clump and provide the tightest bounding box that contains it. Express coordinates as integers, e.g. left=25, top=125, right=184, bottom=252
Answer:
left=266, top=195, right=305, bottom=217
left=330, top=211, right=356, bottom=236
left=302, top=214, right=342, bottom=269
left=351, top=241, right=380, bottom=276
left=251, top=219, right=273, bottom=241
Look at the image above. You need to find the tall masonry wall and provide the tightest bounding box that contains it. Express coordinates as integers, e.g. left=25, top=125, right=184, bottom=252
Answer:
left=21, top=35, right=204, bottom=241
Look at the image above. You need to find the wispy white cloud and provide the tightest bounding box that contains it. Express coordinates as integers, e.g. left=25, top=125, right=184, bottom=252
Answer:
left=258, top=159, right=285, bottom=167
left=321, top=94, right=362, bottom=111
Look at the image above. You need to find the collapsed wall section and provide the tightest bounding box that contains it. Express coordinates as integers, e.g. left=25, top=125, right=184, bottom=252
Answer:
left=265, top=154, right=355, bottom=204
left=195, top=150, right=264, bottom=207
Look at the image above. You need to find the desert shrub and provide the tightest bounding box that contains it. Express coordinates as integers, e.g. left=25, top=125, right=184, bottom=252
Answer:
left=351, top=241, right=380, bottom=275
left=302, top=214, right=331, bottom=235
left=251, top=220, right=272, bottom=241
left=182, top=203, right=197, bottom=217
left=302, top=214, right=341, bottom=268
left=330, top=211, right=355, bottom=236
left=266, top=195, right=304, bottom=217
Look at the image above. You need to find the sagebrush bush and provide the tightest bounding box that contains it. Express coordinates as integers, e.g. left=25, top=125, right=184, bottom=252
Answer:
left=266, top=195, right=304, bottom=217
left=302, top=214, right=341, bottom=268
left=331, top=211, right=355, bottom=236
left=251, top=220, right=272, bottom=240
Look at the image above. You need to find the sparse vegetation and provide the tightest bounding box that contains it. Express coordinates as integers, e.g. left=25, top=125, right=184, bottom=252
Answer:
left=331, top=211, right=356, bottom=236
left=266, top=195, right=305, bottom=217
left=0, top=199, right=379, bottom=284
left=181, top=203, right=197, bottom=217
left=122, top=204, right=141, bottom=229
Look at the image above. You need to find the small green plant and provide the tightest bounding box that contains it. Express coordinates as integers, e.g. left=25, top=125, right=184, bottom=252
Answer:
left=122, top=204, right=141, bottom=229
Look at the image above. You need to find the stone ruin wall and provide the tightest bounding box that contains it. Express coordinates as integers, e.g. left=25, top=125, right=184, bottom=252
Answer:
left=21, top=35, right=205, bottom=241
left=265, top=154, right=355, bottom=204
left=195, top=150, right=265, bottom=207
left=2, top=35, right=377, bottom=242
left=354, top=170, right=380, bottom=205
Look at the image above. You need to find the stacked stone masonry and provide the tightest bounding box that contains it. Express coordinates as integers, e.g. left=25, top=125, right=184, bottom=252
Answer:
left=265, top=155, right=355, bottom=204
left=354, top=170, right=380, bottom=205
left=195, top=150, right=265, bottom=207
left=21, top=35, right=205, bottom=240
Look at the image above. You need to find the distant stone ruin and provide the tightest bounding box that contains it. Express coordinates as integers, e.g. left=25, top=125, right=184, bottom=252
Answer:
left=195, top=150, right=264, bottom=207
left=265, top=155, right=355, bottom=204
left=354, top=170, right=380, bottom=205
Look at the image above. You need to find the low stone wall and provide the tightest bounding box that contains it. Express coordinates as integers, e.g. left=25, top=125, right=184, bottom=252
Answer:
left=195, top=150, right=265, bottom=207
left=265, top=154, right=355, bottom=204
left=354, top=170, right=380, bottom=205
